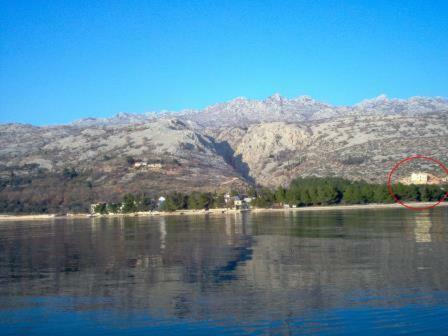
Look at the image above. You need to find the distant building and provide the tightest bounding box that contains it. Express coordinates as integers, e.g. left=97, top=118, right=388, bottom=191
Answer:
left=90, top=203, right=99, bottom=214
left=134, top=161, right=162, bottom=170
left=411, top=172, right=429, bottom=184
left=223, top=193, right=251, bottom=210
left=233, top=195, right=251, bottom=210
left=90, top=202, right=107, bottom=215
left=243, top=197, right=253, bottom=203
left=157, top=196, right=166, bottom=208
left=400, top=172, right=446, bottom=185
left=234, top=197, right=243, bottom=208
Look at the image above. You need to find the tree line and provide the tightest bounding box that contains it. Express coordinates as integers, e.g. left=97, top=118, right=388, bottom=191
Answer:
left=93, top=177, right=446, bottom=214
left=253, top=177, right=445, bottom=207
left=94, top=191, right=228, bottom=214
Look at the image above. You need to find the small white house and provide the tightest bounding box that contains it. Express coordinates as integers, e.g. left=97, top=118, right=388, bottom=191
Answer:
left=158, top=196, right=166, bottom=208
left=234, top=199, right=243, bottom=206
left=148, top=163, right=163, bottom=169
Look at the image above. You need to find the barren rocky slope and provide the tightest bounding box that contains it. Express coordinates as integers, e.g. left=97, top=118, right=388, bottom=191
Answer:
left=1, top=95, right=447, bottom=212
left=215, top=113, right=448, bottom=187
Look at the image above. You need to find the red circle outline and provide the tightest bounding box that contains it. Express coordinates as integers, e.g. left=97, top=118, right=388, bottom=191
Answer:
left=387, top=155, right=448, bottom=210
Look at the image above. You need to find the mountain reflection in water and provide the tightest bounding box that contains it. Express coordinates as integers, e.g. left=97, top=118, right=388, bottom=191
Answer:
left=0, top=208, right=447, bottom=335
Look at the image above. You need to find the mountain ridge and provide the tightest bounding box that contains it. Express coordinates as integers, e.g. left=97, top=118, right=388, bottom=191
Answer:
left=1, top=94, right=447, bottom=213
left=69, top=94, right=448, bottom=127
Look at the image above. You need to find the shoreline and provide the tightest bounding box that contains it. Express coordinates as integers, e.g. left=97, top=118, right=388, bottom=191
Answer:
left=0, top=202, right=447, bottom=222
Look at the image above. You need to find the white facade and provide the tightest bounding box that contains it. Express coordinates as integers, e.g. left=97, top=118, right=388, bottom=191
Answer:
left=411, top=172, right=429, bottom=184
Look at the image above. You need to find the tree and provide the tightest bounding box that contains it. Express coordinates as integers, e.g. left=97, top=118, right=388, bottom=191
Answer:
left=199, top=192, right=213, bottom=210
left=94, top=203, right=108, bottom=214
left=162, top=192, right=187, bottom=211
left=307, top=187, right=319, bottom=204
left=160, top=197, right=177, bottom=212
left=212, top=193, right=226, bottom=208
left=274, top=186, right=286, bottom=203
left=285, top=187, right=300, bottom=205
left=122, top=193, right=137, bottom=213
left=419, top=185, right=445, bottom=201
left=360, top=184, right=375, bottom=203
left=299, top=188, right=312, bottom=206
left=247, top=187, right=257, bottom=198
left=107, top=203, right=121, bottom=214
left=317, top=185, right=339, bottom=205
left=343, top=185, right=363, bottom=204
left=373, top=185, right=393, bottom=203
left=187, top=192, right=202, bottom=209
left=252, top=188, right=275, bottom=208
left=394, top=183, right=419, bottom=201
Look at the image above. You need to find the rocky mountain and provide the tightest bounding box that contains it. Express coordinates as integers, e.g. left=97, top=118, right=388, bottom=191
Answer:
left=73, top=94, right=448, bottom=127
left=214, top=114, right=448, bottom=187
left=1, top=94, right=447, bottom=213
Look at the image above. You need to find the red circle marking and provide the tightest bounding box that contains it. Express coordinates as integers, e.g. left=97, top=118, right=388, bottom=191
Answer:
left=387, top=155, right=448, bottom=211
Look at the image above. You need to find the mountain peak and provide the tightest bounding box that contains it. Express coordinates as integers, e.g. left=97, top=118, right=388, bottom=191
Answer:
left=356, top=94, right=389, bottom=107
left=293, top=95, right=316, bottom=103
left=230, top=96, right=248, bottom=102
left=266, top=93, right=284, bottom=102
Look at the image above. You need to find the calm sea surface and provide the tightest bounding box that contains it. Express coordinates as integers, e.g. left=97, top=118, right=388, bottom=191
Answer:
left=0, top=208, right=447, bottom=335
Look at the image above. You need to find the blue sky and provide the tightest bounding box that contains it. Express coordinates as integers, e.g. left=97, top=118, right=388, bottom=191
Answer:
left=1, top=0, right=447, bottom=125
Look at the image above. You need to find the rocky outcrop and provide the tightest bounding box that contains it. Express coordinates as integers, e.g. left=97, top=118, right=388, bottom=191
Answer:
left=216, top=122, right=312, bottom=186
left=216, top=114, right=448, bottom=187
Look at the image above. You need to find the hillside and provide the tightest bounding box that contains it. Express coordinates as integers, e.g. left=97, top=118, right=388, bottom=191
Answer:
left=0, top=119, right=248, bottom=213
left=215, top=114, right=448, bottom=187
left=0, top=95, right=447, bottom=213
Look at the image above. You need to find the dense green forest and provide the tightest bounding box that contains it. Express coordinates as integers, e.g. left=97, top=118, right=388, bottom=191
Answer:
left=93, top=177, right=447, bottom=214
left=259, top=177, right=446, bottom=207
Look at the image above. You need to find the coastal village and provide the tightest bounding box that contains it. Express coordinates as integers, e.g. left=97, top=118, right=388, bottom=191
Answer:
left=89, top=171, right=447, bottom=216
left=90, top=192, right=255, bottom=216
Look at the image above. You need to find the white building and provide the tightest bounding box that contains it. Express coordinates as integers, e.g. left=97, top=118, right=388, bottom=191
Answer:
left=411, top=172, right=429, bottom=184
left=401, top=172, right=446, bottom=185
left=158, top=196, right=166, bottom=208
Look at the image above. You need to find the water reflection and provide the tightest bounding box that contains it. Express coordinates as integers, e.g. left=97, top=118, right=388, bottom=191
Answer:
left=414, top=213, right=433, bottom=243
left=0, top=208, right=447, bottom=335
left=159, top=217, right=166, bottom=250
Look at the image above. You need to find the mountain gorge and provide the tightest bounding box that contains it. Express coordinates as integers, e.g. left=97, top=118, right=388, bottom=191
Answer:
left=1, top=95, right=447, bottom=213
